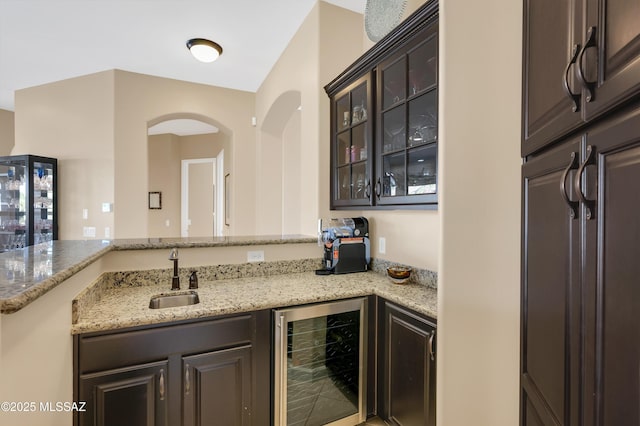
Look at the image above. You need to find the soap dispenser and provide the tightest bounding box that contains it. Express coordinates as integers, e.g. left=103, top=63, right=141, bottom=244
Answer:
left=189, top=271, right=198, bottom=289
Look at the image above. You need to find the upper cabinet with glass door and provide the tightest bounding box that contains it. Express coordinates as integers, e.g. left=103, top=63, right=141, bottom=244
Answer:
left=331, top=74, right=373, bottom=208
left=325, top=0, right=439, bottom=209
left=377, top=23, right=438, bottom=206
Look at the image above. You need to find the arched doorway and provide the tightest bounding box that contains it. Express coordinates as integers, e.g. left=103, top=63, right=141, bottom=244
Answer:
left=147, top=114, right=227, bottom=237
left=258, top=91, right=303, bottom=235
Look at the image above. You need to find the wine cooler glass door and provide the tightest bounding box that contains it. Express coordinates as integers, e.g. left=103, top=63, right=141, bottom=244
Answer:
left=274, top=298, right=366, bottom=426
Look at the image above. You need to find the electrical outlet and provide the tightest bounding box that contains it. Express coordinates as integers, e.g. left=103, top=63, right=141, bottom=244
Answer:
left=101, top=202, right=112, bottom=213
left=247, top=250, right=265, bottom=262
left=379, top=237, right=386, bottom=254
left=83, top=227, right=96, bottom=238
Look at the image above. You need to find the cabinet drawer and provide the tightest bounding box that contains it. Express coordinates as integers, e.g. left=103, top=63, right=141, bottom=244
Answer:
left=78, top=314, right=253, bottom=374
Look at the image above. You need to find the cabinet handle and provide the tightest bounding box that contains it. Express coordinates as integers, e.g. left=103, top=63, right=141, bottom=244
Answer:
left=560, top=152, right=579, bottom=219
left=375, top=178, right=381, bottom=199
left=365, top=179, right=371, bottom=199
left=428, top=330, right=436, bottom=361
left=159, top=368, right=165, bottom=401
left=562, top=44, right=581, bottom=112
left=577, top=26, right=597, bottom=102
left=185, top=364, right=191, bottom=396
left=574, top=145, right=596, bottom=220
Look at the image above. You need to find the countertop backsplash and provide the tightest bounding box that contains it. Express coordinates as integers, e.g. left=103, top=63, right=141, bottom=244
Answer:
left=73, top=257, right=437, bottom=327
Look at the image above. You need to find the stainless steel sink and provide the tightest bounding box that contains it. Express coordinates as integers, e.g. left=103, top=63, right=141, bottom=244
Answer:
left=149, top=291, right=200, bottom=309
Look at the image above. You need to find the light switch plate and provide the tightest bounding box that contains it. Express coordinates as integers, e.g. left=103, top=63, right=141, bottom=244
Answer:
left=83, top=227, right=96, bottom=238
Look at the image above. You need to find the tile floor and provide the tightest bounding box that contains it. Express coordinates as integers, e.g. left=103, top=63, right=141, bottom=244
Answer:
left=287, top=363, right=358, bottom=425
left=358, top=417, right=389, bottom=425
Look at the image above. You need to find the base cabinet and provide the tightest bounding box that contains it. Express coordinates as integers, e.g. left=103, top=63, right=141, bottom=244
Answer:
left=183, top=346, right=252, bottom=426
left=78, top=361, right=168, bottom=426
left=378, top=299, right=436, bottom=426
left=75, top=311, right=270, bottom=426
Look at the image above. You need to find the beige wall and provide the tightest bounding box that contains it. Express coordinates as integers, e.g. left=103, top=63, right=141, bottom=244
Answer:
left=148, top=133, right=181, bottom=237
left=14, top=70, right=255, bottom=239
left=0, top=109, right=14, bottom=155
left=255, top=2, right=365, bottom=237
left=14, top=71, right=116, bottom=240
left=113, top=70, right=254, bottom=238
left=0, top=259, right=105, bottom=426
left=437, top=1, right=522, bottom=425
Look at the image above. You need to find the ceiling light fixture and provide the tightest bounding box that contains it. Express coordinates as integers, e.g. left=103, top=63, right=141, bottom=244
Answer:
left=186, top=38, right=223, bottom=63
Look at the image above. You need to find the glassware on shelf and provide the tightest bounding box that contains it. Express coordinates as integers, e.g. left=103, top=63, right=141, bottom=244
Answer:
left=0, top=155, right=57, bottom=251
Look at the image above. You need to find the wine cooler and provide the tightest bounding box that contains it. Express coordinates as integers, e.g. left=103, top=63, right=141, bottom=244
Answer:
left=274, top=298, right=367, bottom=426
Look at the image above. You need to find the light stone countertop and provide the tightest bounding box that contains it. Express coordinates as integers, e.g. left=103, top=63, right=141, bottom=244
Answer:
left=0, top=235, right=316, bottom=314
left=72, top=270, right=437, bottom=335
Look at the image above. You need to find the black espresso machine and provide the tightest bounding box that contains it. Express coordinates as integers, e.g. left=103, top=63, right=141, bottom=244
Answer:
left=317, top=217, right=370, bottom=274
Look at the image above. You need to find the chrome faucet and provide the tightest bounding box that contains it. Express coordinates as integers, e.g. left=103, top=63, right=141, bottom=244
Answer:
left=169, top=248, right=180, bottom=290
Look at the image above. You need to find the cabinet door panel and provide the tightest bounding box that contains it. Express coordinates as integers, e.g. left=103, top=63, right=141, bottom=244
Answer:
left=183, top=346, right=252, bottom=426
left=583, top=107, right=640, bottom=426
left=521, top=139, right=582, bottom=426
left=583, top=0, right=640, bottom=120
left=523, top=0, right=583, bottom=155
left=383, top=301, right=436, bottom=426
left=79, top=361, right=168, bottom=426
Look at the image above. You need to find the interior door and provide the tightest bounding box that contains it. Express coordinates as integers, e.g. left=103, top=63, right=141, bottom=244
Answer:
left=182, top=159, right=215, bottom=237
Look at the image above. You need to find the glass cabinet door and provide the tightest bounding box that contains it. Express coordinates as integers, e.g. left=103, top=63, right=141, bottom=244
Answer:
left=0, top=155, right=57, bottom=252
left=377, top=24, right=438, bottom=206
left=331, top=74, right=373, bottom=208
left=274, top=298, right=366, bottom=426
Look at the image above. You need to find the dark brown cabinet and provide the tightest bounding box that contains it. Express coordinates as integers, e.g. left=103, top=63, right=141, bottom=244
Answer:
left=75, top=311, right=270, bottom=426
left=522, top=0, right=640, bottom=156
left=521, top=104, right=640, bottom=426
left=182, top=346, right=252, bottom=426
left=522, top=1, right=640, bottom=423
left=522, top=138, right=582, bottom=426
left=326, top=0, right=438, bottom=209
left=376, top=24, right=438, bottom=206
left=378, top=299, right=436, bottom=426
left=78, top=361, right=168, bottom=426
left=330, top=74, right=374, bottom=208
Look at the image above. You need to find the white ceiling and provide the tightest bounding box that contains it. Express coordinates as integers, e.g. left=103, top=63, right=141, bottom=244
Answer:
left=0, top=0, right=366, bottom=114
